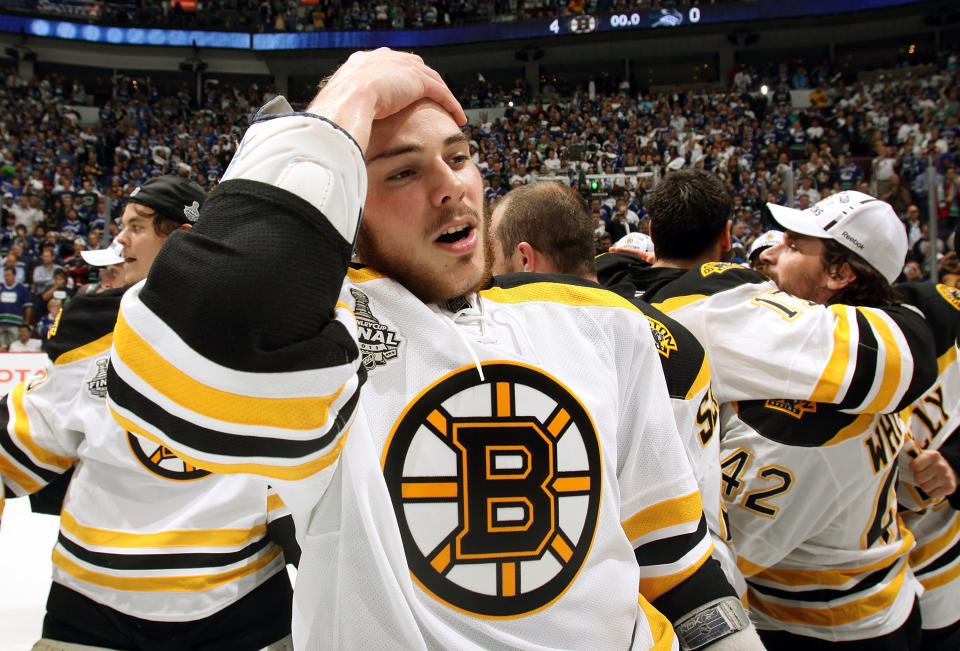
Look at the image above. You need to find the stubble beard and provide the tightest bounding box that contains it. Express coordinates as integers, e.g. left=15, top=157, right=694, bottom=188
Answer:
left=356, top=206, right=494, bottom=304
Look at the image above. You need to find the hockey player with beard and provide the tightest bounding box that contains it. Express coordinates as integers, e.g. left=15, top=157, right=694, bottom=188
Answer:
left=106, top=49, right=760, bottom=650
left=0, top=176, right=297, bottom=650
left=597, top=170, right=939, bottom=648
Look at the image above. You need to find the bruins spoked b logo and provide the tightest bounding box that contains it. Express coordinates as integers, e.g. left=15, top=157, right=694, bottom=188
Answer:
left=382, top=362, right=602, bottom=618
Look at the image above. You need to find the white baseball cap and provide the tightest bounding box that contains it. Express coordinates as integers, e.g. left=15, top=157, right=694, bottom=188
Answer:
left=613, top=232, right=655, bottom=255
left=748, top=230, right=784, bottom=260
left=81, top=240, right=124, bottom=266
left=766, top=191, right=907, bottom=283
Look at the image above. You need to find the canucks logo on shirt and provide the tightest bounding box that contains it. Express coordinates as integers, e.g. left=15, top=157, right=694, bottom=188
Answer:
left=382, top=362, right=602, bottom=617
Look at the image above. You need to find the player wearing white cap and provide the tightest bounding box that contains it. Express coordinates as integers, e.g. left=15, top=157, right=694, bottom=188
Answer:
left=597, top=170, right=938, bottom=648
left=0, top=176, right=297, bottom=650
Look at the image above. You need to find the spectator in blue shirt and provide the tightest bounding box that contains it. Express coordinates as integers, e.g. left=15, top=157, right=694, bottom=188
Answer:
left=0, top=265, right=33, bottom=349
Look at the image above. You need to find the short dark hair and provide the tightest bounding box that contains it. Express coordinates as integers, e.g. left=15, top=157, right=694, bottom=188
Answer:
left=495, top=182, right=597, bottom=277
left=647, top=169, right=733, bottom=261
left=821, top=239, right=899, bottom=307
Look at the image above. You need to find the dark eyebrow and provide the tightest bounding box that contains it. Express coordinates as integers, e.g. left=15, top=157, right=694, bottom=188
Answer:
left=367, top=132, right=469, bottom=164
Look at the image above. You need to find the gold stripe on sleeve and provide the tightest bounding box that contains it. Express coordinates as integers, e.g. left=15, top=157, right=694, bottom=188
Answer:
left=638, top=546, right=713, bottom=602
left=809, top=305, right=852, bottom=404
left=110, top=407, right=351, bottom=482
left=859, top=309, right=901, bottom=413
left=622, top=491, right=702, bottom=543
left=10, top=382, right=75, bottom=471
left=113, top=312, right=344, bottom=431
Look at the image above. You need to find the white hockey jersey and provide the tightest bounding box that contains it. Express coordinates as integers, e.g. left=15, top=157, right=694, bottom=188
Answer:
left=897, top=282, right=960, bottom=632
left=0, top=292, right=288, bottom=622
left=616, top=291, right=742, bottom=597
left=103, top=109, right=726, bottom=650
left=626, top=262, right=939, bottom=641
left=649, top=264, right=935, bottom=412
left=719, top=401, right=920, bottom=641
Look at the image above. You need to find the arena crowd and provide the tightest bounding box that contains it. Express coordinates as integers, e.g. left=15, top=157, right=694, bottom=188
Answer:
left=0, top=45, right=956, bottom=352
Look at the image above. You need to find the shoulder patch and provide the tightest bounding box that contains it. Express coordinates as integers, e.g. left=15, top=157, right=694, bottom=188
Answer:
left=351, top=288, right=401, bottom=372
left=86, top=358, right=109, bottom=398
left=936, top=283, right=960, bottom=312
left=645, top=315, right=679, bottom=359
left=735, top=399, right=860, bottom=447
left=764, top=399, right=817, bottom=420
left=700, top=262, right=741, bottom=276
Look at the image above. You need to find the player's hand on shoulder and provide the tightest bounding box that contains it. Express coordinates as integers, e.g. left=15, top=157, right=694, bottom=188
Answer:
left=306, top=48, right=466, bottom=153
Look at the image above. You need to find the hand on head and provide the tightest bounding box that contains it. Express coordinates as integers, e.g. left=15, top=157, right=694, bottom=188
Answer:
left=306, top=48, right=466, bottom=154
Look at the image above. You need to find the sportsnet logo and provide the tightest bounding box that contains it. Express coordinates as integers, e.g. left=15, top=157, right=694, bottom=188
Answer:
left=764, top=399, right=817, bottom=419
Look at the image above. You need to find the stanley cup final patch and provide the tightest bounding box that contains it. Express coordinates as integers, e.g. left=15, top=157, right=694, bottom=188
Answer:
left=87, top=357, right=109, bottom=398
left=351, top=289, right=401, bottom=372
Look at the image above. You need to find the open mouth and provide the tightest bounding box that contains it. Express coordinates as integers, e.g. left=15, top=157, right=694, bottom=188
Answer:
left=436, top=224, right=473, bottom=244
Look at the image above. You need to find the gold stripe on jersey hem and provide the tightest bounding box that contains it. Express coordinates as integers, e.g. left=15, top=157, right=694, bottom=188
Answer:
left=910, top=514, right=960, bottom=569
left=639, top=593, right=677, bottom=651
left=622, top=491, right=702, bottom=543
left=10, top=382, right=75, bottom=471
left=917, top=556, right=960, bottom=591
left=747, top=561, right=906, bottom=627
left=53, top=332, right=113, bottom=366
left=110, top=407, right=352, bottom=482
left=60, top=510, right=269, bottom=549
left=113, top=313, right=344, bottom=430
left=480, top=283, right=641, bottom=312
left=638, top=545, right=714, bottom=602
left=51, top=545, right=282, bottom=592
left=740, top=527, right=913, bottom=586
left=809, top=305, right=851, bottom=404
left=858, top=309, right=901, bottom=413
left=650, top=294, right=708, bottom=314
left=684, top=358, right=711, bottom=401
